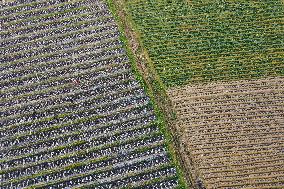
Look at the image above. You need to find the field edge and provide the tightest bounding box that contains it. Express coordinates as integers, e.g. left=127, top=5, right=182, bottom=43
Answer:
left=105, top=0, right=190, bottom=188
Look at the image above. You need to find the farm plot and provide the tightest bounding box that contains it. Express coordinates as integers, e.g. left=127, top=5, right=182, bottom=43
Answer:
left=126, top=0, right=284, bottom=88
left=0, top=0, right=180, bottom=188
left=168, top=77, right=284, bottom=189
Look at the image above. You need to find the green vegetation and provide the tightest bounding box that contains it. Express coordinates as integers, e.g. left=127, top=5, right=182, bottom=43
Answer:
left=127, top=0, right=284, bottom=87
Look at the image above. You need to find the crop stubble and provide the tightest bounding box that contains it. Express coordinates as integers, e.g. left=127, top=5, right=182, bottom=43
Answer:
left=168, top=77, right=284, bottom=189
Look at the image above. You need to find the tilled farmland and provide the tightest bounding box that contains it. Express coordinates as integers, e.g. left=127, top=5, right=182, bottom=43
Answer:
left=168, top=77, right=284, bottom=188
left=0, top=0, right=180, bottom=188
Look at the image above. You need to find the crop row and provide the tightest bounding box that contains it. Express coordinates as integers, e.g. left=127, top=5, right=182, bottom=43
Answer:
left=1, top=42, right=124, bottom=92
left=1, top=68, right=132, bottom=126
left=1, top=77, right=137, bottom=134
left=1, top=134, right=168, bottom=188
left=1, top=44, right=124, bottom=76
left=0, top=1, right=100, bottom=15
left=2, top=71, right=136, bottom=121
left=88, top=166, right=177, bottom=189
left=1, top=76, right=138, bottom=125
left=0, top=15, right=115, bottom=48
left=0, top=52, right=126, bottom=92
left=1, top=95, right=150, bottom=153
left=1, top=34, right=120, bottom=66
left=0, top=0, right=98, bottom=24
left=1, top=115, right=157, bottom=176
left=0, top=12, right=114, bottom=40
left=1, top=87, right=148, bottom=147
left=0, top=123, right=160, bottom=183
left=1, top=48, right=126, bottom=98
left=33, top=153, right=169, bottom=189
left=0, top=107, right=156, bottom=169
left=1, top=24, right=116, bottom=59
left=1, top=0, right=178, bottom=188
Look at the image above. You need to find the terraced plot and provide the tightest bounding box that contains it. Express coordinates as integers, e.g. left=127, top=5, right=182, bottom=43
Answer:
left=0, top=0, right=181, bottom=188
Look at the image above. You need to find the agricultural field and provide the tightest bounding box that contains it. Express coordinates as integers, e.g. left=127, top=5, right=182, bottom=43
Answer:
left=110, top=0, right=284, bottom=188
left=126, top=0, right=284, bottom=87
left=0, top=0, right=184, bottom=188
left=168, top=77, right=284, bottom=188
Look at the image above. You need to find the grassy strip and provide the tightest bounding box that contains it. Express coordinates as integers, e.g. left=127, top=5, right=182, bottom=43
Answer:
left=105, top=0, right=189, bottom=188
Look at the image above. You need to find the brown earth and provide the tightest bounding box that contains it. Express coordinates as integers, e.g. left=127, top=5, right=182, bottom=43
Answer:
left=168, top=77, right=284, bottom=189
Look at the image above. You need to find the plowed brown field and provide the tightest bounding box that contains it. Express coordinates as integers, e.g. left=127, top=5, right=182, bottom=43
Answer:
left=168, top=77, right=284, bottom=189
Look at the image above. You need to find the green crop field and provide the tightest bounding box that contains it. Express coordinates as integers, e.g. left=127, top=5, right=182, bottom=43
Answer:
left=127, top=0, right=284, bottom=87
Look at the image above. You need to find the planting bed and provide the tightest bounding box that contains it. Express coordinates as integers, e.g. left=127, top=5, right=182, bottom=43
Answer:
left=0, top=0, right=180, bottom=188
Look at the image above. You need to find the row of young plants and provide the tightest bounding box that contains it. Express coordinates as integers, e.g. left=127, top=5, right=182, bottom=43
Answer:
left=1, top=114, right=156, bottom=177
left=1, top=109, right=156, bottom=171
left=1, top=47, right=126, bottom=98
left=1, top=87, right=148, bottom=149
left=0, top=0, right=96, bottom=15
left=1, top=98, right=151, bottom=157
left=1, top=26, right=118, bottom=59
left=0, top=0, right=95, bottom=24
left=1, top=3, right=111, bottom=34
left=1, top=53, right=127, bottom=99
left=0, top=78, right=139, bottom=137
left=1, top=0, right=179, bottom=188
left=1, top=66, right=132, bottom=126
left=1, top=133, right=169, bottom=188
left=1, top=53, right=126, bottom=97
left=0, top=15, right=115, bottom=49
left=2, top=73, right=136, bottom=124
left=0, top=47, right=125, bottom=84
left=1, top=122, right=160, bottom=182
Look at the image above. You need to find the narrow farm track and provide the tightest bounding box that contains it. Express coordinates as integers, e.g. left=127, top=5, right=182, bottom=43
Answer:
left=0, top=0, right=180, bottom=188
